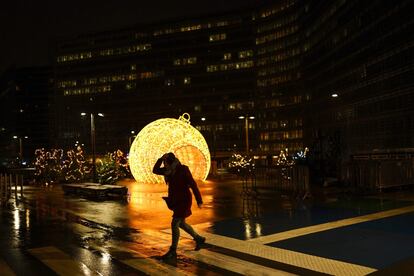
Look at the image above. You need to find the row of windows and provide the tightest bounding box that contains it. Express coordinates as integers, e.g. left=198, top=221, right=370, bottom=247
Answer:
left=260, top=130, right=303, bottom=141
left=173, top=57, right=197, bottom=66
left=56, top=44, right=151, bottom=63
left=197, top=124, right=243, bottom=132
left=153, top=20, right=238, bottom=36
left=61, top=73, right=193, bottom=91
left=63, top=85, right=111, bottom=96
left=139, top=71, right=164, bottom=79
left=257, top=60, right=300, bottom=76
left=261, top=118, right=303, bottom=129
left=59, top=73, right=137, bottom=88
left=257, top=35, right=299, bottom=55
left=56, top=52, right=92, bottom=63
left=257, top=47, right=301, bottom=66
left=257, top=13, right=299, bottom=34
left=223, top=50, right=254, bottom=61
left=256, top=25, right=299, bottom=45
left=262, top=95, right=306, bottom=108
left=164, top=77, right=192, bottom=86
left=206, top=61, right=254, bottom=72
left=58, top=80, right=77, bottom=88
left=258, top=0, right=297, bottom=19
left=257, top=73, right=295, bottom=87
left=209, top=33, right=227, bottom=42
left=228, top=101, right=255, bottom=110
left=258, top=142, right=303, bottom=153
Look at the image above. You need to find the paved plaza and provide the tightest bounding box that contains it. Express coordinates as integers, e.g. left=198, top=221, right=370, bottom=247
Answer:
left=1, top=178, right=414, bottom=275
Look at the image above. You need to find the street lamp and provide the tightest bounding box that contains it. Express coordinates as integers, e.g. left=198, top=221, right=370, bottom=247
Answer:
left=81, top=112, right=104, bottom=183
left=13, top=135, right=29, bottom=163
left=238, top=115, right=255, bottom=155
left=128, top=130, right=136, bottom=149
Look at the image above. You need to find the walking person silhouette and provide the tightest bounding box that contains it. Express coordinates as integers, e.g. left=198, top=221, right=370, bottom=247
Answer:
left=152, top=152, right=206, bottom=260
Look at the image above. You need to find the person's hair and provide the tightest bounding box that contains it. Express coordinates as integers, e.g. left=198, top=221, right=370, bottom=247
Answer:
left=164, top=152, right=176, bottom=165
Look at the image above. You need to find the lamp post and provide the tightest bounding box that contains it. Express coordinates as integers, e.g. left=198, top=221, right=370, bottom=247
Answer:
left=13, top=135, right=28, bottom=163
left=238, top=115, right=255, bottom=155
left=128, top=130, right=136, bottom=149
left=81, top=112, right=104, bottom=183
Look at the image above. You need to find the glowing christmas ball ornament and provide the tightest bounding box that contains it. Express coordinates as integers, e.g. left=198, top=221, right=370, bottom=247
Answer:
left=129, top=113, right=211, bottom=183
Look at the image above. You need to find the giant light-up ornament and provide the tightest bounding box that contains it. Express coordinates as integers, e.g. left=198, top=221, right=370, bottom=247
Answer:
left=129, top=113, right=211, bottom=183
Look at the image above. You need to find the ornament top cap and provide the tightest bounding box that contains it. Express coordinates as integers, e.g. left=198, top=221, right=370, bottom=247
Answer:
left=178, top=113, right=191, bottom=124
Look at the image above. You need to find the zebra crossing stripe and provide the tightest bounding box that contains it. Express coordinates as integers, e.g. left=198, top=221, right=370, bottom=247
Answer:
left=89, top=242, right=191, bottom=275
left=0, top=258, right=16, bottom=276
left=183, top=249, right=295, bottom=275
left=28, top=246, right=100, bottom=276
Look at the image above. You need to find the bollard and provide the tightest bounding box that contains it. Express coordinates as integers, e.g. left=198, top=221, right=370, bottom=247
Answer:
left=5, top=174, right=9, bottom=201
left=0, top=174, right=3, bottom=202
left=15, top=174, right=18, bottom=199
left=20, top=174, right=24, bottom=197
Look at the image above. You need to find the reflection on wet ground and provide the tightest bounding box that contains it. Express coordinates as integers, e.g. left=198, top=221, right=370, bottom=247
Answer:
left=2, top=177, right=414, bottom=275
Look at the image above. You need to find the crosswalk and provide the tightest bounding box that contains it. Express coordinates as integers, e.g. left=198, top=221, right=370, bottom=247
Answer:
left=28, top=246, right=100, bottom=276
left=6, top=203, right=414, bottom=275
left=0, top=240, right=298, bottom=276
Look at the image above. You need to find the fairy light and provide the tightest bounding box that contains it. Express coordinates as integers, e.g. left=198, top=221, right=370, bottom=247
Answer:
left=129, top=113, right=211, bottom=184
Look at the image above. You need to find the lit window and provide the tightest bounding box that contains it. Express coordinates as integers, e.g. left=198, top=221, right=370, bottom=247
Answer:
left=239, top=50, right=253, bottom=58
left=165, top=79, right=175, bottom=86
left=184, top=77, right=191, bottom=85
left=209, top=33, right=226, bottom=42
left=131, top=64, right=136, bottom=71
left=223, top=53, right=232, bottom=60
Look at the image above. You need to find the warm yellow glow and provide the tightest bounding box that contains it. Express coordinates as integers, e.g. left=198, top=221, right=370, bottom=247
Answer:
left=129, top=113, right=211, bottom=183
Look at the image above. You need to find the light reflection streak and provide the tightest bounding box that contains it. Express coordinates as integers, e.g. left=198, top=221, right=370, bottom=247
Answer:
left=26, top=209, right=30, bottom=229
left=244, top=220, right=251, bottom=239
left=255, top=223, right=262, bottom=237
left=80, top=263, right=93, bottom=276
left=101, top=252, right=111, bottom=264
left=13, top=209, right=20, bottom=230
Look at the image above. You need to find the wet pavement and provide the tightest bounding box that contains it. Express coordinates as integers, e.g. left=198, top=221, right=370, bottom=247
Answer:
left=1, top=177, right=414, bottom=275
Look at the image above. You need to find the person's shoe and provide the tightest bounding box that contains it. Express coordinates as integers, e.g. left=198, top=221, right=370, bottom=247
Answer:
left=161, top=249, right=177, bottom=260
left=195, top=236, right=206, bottom=251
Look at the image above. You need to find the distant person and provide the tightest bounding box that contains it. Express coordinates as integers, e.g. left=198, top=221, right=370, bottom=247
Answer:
left=152, top=152, right=206, bottom=260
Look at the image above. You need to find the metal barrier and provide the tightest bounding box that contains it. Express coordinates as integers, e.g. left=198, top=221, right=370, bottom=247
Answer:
left=250, top=165, right=310, bottom=199
left=348, top=150, right=414, bottom=191
left=0, top=173, right=24, bottom=204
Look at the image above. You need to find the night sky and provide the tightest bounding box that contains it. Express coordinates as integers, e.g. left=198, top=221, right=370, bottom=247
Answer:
left=0, top=0, right=259, bottom=73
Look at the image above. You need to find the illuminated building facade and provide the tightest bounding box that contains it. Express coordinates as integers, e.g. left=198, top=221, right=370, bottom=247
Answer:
left=54, top=0, right=414, bottom=176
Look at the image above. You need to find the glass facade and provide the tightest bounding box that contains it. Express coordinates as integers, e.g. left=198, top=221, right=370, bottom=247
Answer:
left=53, top=0, right=414, bottom=172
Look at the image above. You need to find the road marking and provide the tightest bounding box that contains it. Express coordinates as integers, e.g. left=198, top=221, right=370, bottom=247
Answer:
left=249, top=204, right=414, bottom=244
left=184, top=249, right=295, bottom=276
left=162, top=229, right=376, bottom=275
left=28, top=246, right=100, bottom=276
left=0, top=258, right=16, bottom=276
left=121, top=258, right=188, bottom=276
left=89, top=242, right=191, bottom=276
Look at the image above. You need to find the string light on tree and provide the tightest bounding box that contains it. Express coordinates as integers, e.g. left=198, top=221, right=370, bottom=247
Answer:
left=129, top=113, right=211, bottom=183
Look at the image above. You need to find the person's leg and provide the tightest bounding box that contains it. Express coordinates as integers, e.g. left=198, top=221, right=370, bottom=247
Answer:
left=178, top=219, right=201, bottom=239
left=171, top=217, right=182, bottom=250
left=179, top=219, right=206, bottom=250
left=162, top=217, right=181, bottom=259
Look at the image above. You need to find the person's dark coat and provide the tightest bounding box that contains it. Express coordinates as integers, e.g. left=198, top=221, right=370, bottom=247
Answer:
left=153, top=158, right=202, bottom=218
